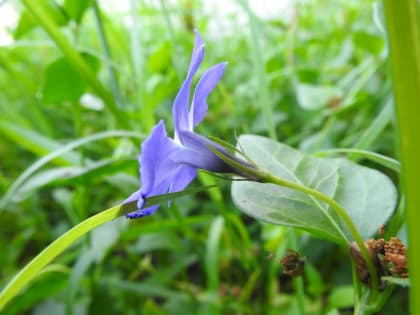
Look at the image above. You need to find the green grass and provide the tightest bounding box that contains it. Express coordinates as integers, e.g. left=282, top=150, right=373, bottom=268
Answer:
left=0, top=0, right=410, bottom=314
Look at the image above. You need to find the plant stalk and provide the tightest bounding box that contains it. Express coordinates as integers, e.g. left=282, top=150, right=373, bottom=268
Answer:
left=384, top=0, right=420, bottom=313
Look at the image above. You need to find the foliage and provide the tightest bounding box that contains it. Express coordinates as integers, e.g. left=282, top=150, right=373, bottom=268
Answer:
left=0, top=0, right=410, bottom=314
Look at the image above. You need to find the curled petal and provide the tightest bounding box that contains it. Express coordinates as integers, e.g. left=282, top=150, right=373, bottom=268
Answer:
left=189, top=62, right=227, bottom=129
left=173, top=31, right=205, bottom=140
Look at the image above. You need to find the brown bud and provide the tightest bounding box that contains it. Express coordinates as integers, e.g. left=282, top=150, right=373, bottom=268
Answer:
left=381, top=237, right=408, bottom=278
left=280, top=249, right=307, bottom=277
left=350, top=236, right=408, bottom=290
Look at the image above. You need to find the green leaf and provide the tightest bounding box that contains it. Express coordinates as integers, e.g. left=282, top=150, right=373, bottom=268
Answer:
left=88, top=284, right=117, bottom=315
left=352, top=30, right=385, bottom=54
left=327, top=285, right=354, bottom=310
left=14, top=11, right=37, bottom=39
left=42, top=53, right=100, bottom=104
left=64, top=0, right=92, bottom=23
left=15, top=2, right=68, bottom=39
left=231, top=135, right=397, bottom=244
left=0, top=186, right=214, bottom=311
left=0, top=129, right=143, bottom=209
left=382, top=276, right=410, bottom=287
left=0, top=121, right=80, bottom=164
left=42, top=57, right=87, bottom=103
left=205, top=216, right=224, bottom=291
left=315, top=148, right=400, bottom=173
left=296, top=82, right=343, bottom=110
left=147, top=41, right=173, bottom=73
left=1, top=271, right=68, bottom=315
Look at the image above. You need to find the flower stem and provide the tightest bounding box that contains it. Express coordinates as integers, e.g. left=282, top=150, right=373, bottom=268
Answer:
left=384, top=0, right=420, bottom=313
left=262, top=172, right=379, bottom=298
left=207, top=140, right=379, bottom=296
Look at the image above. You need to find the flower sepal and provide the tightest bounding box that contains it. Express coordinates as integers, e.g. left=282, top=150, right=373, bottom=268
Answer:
left=204, top=137, right=268, bottom=182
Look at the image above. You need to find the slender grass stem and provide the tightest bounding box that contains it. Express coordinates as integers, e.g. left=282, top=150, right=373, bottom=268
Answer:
left=237, top=0, right=277, bottom=140
left=384, top=0, right=420, bottom=313
left=129, top=0, right=155, bottom=132
left=0, top=130, right=144, bottom=209
left=0, top=185, right=215, bottom=311
left=0, top=202, right=137, bottom=311
left=92, top=0, right=124, bottom=108
left=351, top=263, right=362, bottom=309
left=21, top=0, right=129, bottom=129
left=159, top=0, right=183, bottom=80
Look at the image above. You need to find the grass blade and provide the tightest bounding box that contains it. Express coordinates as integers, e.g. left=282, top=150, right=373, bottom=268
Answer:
left=384, top=1, right=420, bottom=313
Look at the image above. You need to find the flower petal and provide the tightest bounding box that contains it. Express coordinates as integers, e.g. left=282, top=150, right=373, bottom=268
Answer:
left=173, top=30, right=205, bottom=140
left=170, top=131, right=229, bottom=172
left=125, top=190, right=140, bottom=203
left=169, top=164, right=197, bottom=194
left=139, top=120, right=177, bottom=194
left=189, top=62, right=226, bottom=128
left=126, top=120, right=180, bottom=218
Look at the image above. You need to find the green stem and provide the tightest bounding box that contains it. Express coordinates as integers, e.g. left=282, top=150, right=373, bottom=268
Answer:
left=385, top=197, right=405, bottom=239
left=21, top=0, right=129, bottom=129
left=384, top=1, right=420, bottom=314
left=159, top=0, right=183, bottom=80
left=92, top=0, right=124, bottom=108
left=288, top=229, right=305, bottom=315
left=351, top=263, right=362, bottom=311
left=353, top=292, right=374, bottom=315
left=212, top=144, right=380, bottom=299
left=0, top=202, right=137, bottom=311
left=129, top=0, right=154, bottom=132
left=238, top=0, right=277, bottom=140
left=354, top=285, right=394, bottom=315
left=263, top=173, right=379, bottom=297
left=366, top=285, right=395, bottom=314
left=314, top=148, right=400, bottom=173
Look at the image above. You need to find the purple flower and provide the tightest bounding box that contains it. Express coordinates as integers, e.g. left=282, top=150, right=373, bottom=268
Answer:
left=125, top=30, right=256, bottom=219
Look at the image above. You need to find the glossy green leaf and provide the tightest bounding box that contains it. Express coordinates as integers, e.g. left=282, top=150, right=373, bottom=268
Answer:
left=231, top=135, right=397, bottom=244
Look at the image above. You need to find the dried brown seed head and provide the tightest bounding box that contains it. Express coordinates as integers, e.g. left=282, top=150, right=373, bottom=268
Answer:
left=280, top=249, right=307, bottom=277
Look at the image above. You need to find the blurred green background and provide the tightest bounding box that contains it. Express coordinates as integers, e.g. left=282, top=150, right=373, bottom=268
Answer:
left=0, top=0, right=406, bottom=314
